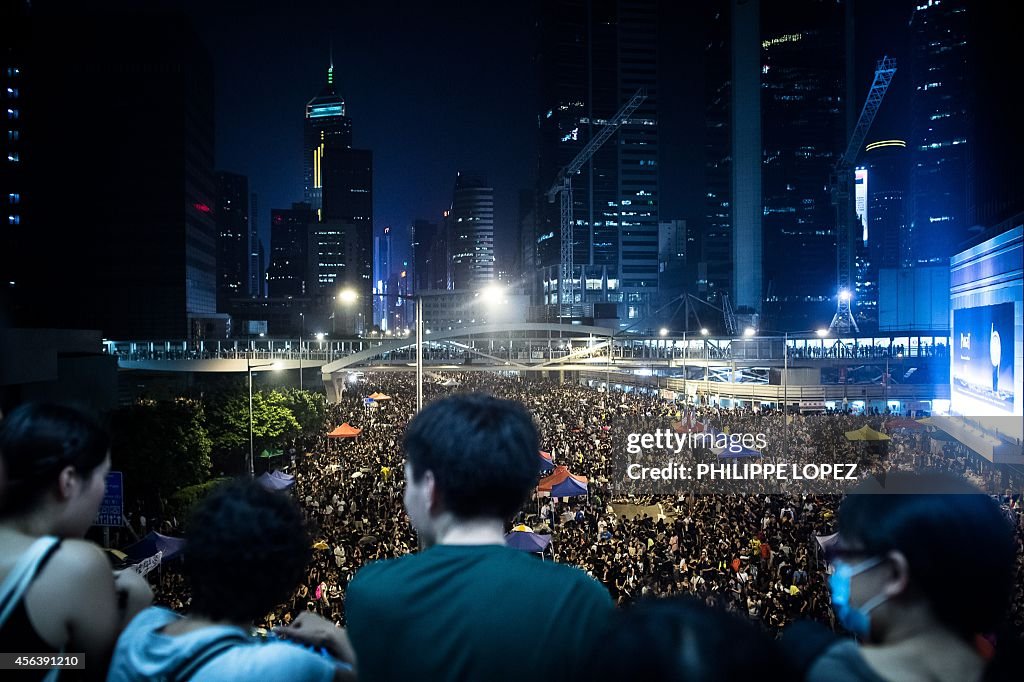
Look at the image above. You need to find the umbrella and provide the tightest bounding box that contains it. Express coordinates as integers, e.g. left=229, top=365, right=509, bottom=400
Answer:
left=505, top=531, right=551, bottom=552
left=368, top=392, right=392, bottom=401
left=312, top=540, right=330, bottom=551
left=259, top=448, right=284, bottom=458
left=844, top=425, right=890, bottom=441
left=351, top=471, right=365, bottom=479
left=327, top=423, right=362, bottom=438
left=511, top=524, right=533, bottom=532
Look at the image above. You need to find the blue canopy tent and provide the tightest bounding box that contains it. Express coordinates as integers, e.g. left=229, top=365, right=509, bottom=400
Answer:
left=548, top=476, right=588, bottom=497
left=123, top=531, right=186, bottom=564
left=505, top=530, right=551, bottom=553
left=538, top=450, right=555, bottom=473
left=256, top=470, right=295, bottom=491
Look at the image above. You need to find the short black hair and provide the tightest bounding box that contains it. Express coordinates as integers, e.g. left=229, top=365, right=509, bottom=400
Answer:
left=0, top=402, right=110, bottom=517
left=839, top=472, right=1016, bottom=637
left=184, top=479, right=311, bottom=623
left=404, top=393, right=539, bottom=521
left=590, top=596, right=797, bottom=681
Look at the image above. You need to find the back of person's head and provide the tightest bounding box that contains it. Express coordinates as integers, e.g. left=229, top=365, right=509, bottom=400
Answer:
left=184, top=478, right=311, bottom=623
left=590, top=596, right=797, bottom=681
left=0, top=402, right=110, bottom=518
left=838, top=471, right=1016, bottom=638
left=403, top=393, right=538, bottom=520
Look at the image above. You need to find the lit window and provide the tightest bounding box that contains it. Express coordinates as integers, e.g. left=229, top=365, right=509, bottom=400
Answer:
left=7, top=152, right=19, bottom=162
left=9, top=215, right=20, bottom=225
left=9, top=193, right=19, bottom=204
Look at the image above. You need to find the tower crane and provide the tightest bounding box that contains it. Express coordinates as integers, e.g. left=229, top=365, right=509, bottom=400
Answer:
left=546, top=88, right=647, bottom=318
left=830, top=56, right=896, bottom=333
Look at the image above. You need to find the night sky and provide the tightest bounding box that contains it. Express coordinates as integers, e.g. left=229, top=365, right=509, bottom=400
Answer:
left=175, top=1, right=1013, bottom=278
left=182, top=0, right=539, bottom=271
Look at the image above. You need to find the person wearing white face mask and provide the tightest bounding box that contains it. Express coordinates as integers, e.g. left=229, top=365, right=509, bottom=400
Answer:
left=783, top=472, right=1021, bottom=682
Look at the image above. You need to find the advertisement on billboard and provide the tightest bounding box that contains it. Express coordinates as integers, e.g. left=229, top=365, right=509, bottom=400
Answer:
left=855, top=167, right=868, bottom=244
left=952, top=302, right=1015, bottom=415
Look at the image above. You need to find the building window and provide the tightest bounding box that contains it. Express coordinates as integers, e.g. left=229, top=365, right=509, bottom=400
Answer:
left=8, top=193, right=19, bottom=204
left=7, top=152, right=19, bottom=163
left=6, top=108, right=18, bottom=120
left=8, top=215, right=20, bottom=225
left=7, top=129, right=18, bottom=142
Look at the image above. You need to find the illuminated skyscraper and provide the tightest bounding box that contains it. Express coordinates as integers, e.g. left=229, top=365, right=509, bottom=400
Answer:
left=447, top=172, right=495, bottom=291
left=304, top=58, right=352, bottom=212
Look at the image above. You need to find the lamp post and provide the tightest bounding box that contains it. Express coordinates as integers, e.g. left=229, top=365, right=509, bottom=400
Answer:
left=247, top=359, right=278, bottom=477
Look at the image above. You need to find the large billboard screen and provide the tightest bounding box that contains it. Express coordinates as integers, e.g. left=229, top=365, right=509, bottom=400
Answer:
left=952, top=302, right=1015, bottom=415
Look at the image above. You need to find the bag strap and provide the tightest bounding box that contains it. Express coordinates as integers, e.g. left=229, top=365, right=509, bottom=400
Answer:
left=0, top=536, right=62, bottom=627
left=168, top=630, right=253, bottom=682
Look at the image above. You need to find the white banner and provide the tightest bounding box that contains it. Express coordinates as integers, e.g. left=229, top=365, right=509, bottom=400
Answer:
left=131, top=550, right=163, bottom=576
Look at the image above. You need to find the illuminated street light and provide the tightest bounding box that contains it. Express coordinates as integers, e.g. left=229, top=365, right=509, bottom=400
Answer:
left=659, top=327, right=669, bottom=337
left=700, top=328, right=709, bottom=336
left=477, top=284, right=507, bottom=306
left=839, top=289, right=852, bottom=302
left=743, top=327, right=757, bottom=337
left=816, top=328, right=830, bottom=338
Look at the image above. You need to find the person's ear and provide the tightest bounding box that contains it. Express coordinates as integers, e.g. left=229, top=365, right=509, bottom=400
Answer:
left=883, top=550, right=910, bottom=597
left=423, top=470, right=442, bottom=514
left=56, top=465, right=79, bottom=501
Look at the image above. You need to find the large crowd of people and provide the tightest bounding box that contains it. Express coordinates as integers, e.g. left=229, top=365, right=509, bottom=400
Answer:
left=2, top=374, right=1022, bottom=680
left=141, top=373, right=1024, bottom=640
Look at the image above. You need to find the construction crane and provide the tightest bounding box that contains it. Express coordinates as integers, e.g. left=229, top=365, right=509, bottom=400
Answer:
left=830, top=56, right=896, bottom=334
left=546, top=88, right=647, bottom=318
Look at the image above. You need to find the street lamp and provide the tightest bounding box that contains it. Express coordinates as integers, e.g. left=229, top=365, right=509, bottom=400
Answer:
left=247, top=359, right=280, bottom=477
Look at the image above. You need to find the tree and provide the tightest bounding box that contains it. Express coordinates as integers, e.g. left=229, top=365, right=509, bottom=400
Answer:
left=276, top=388, right=327, bottom=442
left=205, top=389, right=300, bottom=473
left=110, top=399, right=213, bottom=509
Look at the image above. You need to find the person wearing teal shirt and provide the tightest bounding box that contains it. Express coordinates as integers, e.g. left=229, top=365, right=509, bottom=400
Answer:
left=346, top=394, right=613, bottom=682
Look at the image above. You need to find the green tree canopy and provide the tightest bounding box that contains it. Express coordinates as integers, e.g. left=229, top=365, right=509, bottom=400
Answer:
left=205, top=389, right=300, bottom=473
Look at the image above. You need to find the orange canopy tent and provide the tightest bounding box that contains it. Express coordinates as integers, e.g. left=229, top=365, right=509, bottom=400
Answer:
left=327, top=423, right=362, bottom=439
left=367, top=392, right=392, bottom=401
left=538, top=465, right=589, bottom=492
